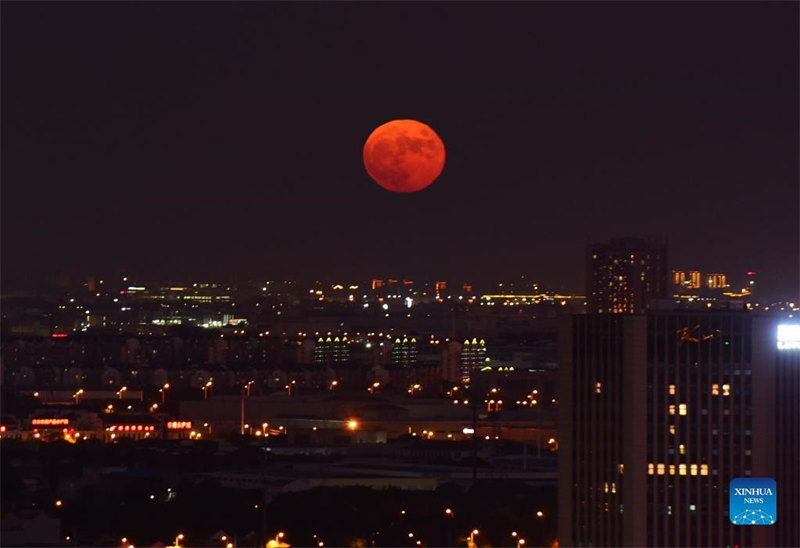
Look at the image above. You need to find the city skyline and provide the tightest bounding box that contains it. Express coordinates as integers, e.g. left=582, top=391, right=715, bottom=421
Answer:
left=2, top=3, right=799, bottom=546
left=2, top=2, right=798, bottom=296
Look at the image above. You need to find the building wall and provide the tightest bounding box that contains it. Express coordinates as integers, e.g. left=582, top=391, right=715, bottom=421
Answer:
left=587, top=238, right=667, bottom=315
left=770, top=319, right=800, bottom=546
left=559, top=312, right=798, bottom=547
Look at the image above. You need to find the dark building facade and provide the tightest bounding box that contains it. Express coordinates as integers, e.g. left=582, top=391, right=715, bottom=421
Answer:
left=587, top=238, right=668, bottom=314
left=558, top=311, right=799, bottom=546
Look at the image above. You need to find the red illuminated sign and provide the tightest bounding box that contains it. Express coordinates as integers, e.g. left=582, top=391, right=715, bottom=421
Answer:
left=51, top=333, right=69, bottom=338
left=167, top=421, right=192, bottom=430
left=32, top=418, right=70, bottom=426
left=108, top=425, right=156, bottom=432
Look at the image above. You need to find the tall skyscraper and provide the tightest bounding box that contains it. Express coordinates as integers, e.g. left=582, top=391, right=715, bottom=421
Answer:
left=558, top=310, right=799, bottom=547
left=587, top=238, right=668, bottom=314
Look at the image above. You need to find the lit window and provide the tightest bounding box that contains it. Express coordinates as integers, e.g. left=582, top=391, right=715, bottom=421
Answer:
left=669, top=464, right=676, bottom=475
left=700, top=464, right=709, bottom=476
left=668, top=384, right=676, bottom=395
left=679, top=404, right=688, bottom=416
left=618, top=463, right=624, bottom=474
left=722, top=384, right=730, bottom=396
left=669, top=404, right=676, bottom=415
left=595, top=382, right=602, bottom=394
left=679, top=444, right=686, bottom=455
left=657, top=464, right=665, bottom=475
left=604, top=482, right=609, bottom=493
left=648, top=463, right=654, bottom=475
left=690, top=464, right=698, bottom=476
left=679, top=464, right=687, bottom=475
left=669, top=424, right=676, bottom=435
left=689, top=504, right=696, bottom=512
left=712, top=384, right=719, bottom=395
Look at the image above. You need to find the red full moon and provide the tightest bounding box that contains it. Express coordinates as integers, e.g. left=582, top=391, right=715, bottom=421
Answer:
left=363, top=119, right=445, bottom=193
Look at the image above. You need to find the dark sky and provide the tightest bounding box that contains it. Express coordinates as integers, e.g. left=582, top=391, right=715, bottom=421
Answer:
left=2, top=2, right=798, bottom=295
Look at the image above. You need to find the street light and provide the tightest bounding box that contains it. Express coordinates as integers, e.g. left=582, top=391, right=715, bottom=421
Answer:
left=266, top=532, right=290, bottom=548
left=468, top=529, right=479, bottom=548
left=203, top=380, right=213, bottom=400
left=117, top=386, right=127, bottom=400
left=444, top=508, right=455, bottom=546
left=160, top=383, right=170, bottom=404
left=73, top=389, right=84, bottom=405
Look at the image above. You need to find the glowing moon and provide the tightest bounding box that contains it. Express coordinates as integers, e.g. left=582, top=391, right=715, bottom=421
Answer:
left=363, top=119, right=445, bottom=193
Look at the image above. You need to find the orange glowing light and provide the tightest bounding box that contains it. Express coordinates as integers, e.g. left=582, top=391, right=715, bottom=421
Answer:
left=32, top=418, right=70, bottom=426
left=363, top=119, right=445, bottom=193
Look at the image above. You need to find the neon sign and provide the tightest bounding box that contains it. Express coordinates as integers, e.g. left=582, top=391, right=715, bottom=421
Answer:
left=777, top=324, right=800, bottom=350
left=167, top=421, right=192, bottom=430
left=32, top=418, right=69, bottom=426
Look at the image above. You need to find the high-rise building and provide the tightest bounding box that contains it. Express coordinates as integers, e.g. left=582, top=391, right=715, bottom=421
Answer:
left=460, top=338, right=487, bottom=382
left=672, top=271, right=686, bottom=287
left=689, top=270, right=702, bottom=289
left=558, top=311, right=799, bottom=546
left=587, top=238, right=668, bottom=314
left=313, top=336, right=349, bottom=364
left=391, top=337, right=418, bottom=367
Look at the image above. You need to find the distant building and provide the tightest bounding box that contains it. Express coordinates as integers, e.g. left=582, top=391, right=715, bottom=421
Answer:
left=460, top=338, right=487, bottom=382
left=558, top=311, right=799, bottom=547
left=587, top=238, right=668, bottom=314
left=440, top=341, right=463, bottom=383
left=391, top=337, right=418, bottom=367
left=296, top=338, right=316, bottom=364
left=689, top=270, right=702, bottom=289
left=705, top=273, right=727, bottom=289
left=672, top=270, right=728, bottom=290
left=314, top=336, right=349, bottom=364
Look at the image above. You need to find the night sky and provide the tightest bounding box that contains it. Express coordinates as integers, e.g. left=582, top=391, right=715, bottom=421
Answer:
left=2, top=2, right=798, bottom=295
